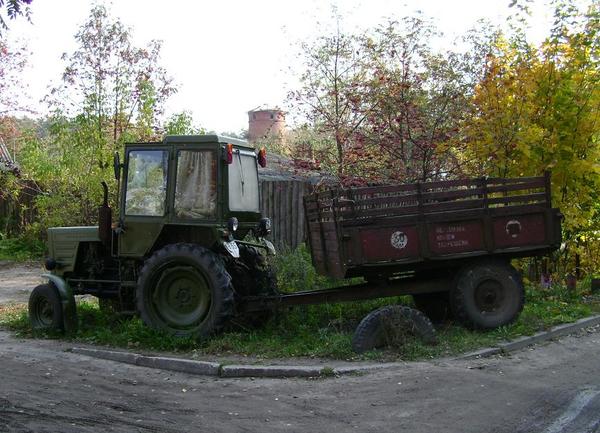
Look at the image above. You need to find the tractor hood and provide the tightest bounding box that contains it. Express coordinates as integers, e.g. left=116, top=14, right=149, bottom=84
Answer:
left=47, top=226, right=100, bottom=274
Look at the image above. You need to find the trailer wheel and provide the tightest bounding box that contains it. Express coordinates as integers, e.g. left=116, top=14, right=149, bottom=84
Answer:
left=412, top=292, right=453, bottom=323
left=28, top=284, right=64, bottom=332
left=137, top=243, right=234, bottom=339
left=352, top=305, right=437, bottom=354
left=450, top=260, right=524, bottom=329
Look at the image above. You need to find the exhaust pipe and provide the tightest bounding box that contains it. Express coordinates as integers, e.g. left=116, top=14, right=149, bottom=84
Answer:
left=98, top=181, right=112, bottom=247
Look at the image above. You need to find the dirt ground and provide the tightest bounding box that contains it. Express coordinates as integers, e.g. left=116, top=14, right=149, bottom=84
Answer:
left=0, top=261, right=44, bottom=304
left=1, top=262, right=599, bottom=432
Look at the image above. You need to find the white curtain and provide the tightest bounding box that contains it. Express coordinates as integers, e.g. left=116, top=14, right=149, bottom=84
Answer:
left=175, top=151, right=216, bottom=218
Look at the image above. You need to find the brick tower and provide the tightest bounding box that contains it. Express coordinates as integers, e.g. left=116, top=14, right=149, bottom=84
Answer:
left=247, top=106, right=285, bottom=143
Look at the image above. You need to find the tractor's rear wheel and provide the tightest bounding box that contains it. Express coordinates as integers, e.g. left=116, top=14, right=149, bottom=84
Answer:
left=137, top=243, right=234, bottom=339
left=28, top=284, right=64, bottom=332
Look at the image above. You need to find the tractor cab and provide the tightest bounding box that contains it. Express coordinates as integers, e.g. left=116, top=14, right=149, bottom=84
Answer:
left=111, top=135, right=268, bottom=259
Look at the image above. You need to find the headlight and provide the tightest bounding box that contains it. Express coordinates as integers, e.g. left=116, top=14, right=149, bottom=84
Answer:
left=227, top=217, right=239, bottom=232
left=257, top=217, right=271, bottom=237
left=44, top=258, right=57, bottom=270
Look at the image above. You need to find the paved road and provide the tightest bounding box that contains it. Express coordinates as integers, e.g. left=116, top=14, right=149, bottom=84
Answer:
left=0, top=262, right=42, bottom=304
left=0, top=327, right=599, bottom=433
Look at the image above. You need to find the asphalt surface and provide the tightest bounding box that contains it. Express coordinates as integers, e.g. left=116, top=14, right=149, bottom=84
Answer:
left=0, top=261, right=42, bottom=304
left=0, top=328, right=599, bottom=432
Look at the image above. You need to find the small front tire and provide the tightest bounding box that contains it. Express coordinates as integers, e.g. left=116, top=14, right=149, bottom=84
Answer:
left=28, top=284, right=64, bottom=332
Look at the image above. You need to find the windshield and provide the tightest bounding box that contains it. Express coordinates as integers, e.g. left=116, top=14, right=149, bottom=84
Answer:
left=228, top=149, right=259, bottom=212
left=125, top=150, right=168, bottom=216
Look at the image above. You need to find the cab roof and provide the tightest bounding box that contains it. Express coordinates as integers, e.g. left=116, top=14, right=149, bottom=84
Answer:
left=126, top=134, right=252, bottom=149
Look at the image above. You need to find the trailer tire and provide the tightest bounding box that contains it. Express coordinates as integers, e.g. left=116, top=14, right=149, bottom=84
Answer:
left=28, top=283, right=64, bottom=332
left=450, top=260, right=524, bottom=329
left=137, top=243, right=234, bottom=339
left=412, top=292, right=453, bottom=323
left=352, top=305, right=437, bottom=354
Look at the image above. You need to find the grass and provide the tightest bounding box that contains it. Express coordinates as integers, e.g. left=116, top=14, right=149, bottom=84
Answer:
left=2, top=284, right=599, bottom=362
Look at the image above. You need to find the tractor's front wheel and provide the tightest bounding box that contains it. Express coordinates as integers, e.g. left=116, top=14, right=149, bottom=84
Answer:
left=28, top=283, right=64, bottom=332
left=137, top=243, right=234, bottom=339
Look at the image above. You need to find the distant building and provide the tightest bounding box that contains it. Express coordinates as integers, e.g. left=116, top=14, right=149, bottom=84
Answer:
left=247, top=106, right=285, bottom=143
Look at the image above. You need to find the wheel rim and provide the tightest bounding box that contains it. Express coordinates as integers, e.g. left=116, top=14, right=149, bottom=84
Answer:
left=32, top=296, right=54, bottom=327
left=151, top=265, right=211, bottom=330
left=474, top=279, right=505, bottom=313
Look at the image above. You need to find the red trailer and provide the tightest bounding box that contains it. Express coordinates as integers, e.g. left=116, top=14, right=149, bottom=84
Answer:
left=243, top=172, right=562, bottom=330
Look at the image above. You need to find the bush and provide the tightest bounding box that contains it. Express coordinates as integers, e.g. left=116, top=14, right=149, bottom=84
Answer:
left=272, top=244, right=330, bottom=292
left=0, top=233, right=45, bottom=261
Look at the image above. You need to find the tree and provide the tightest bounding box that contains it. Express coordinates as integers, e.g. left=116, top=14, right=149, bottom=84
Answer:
left=0, top=38, right=28, bottom=115
left=458, top=0, right=600, bottom=273
left=0, top=37, right=30, bottom=209
left=354, top=18, right=482, bottom=183
left=290, top=15, right=487, bottom=185
left=289, top=20, right=376, bottom=177
left=0, top=0, right=31, bottom=35
left=164, top=111, right=204, bottom=135
left=47, top=4, right=176, bottom=160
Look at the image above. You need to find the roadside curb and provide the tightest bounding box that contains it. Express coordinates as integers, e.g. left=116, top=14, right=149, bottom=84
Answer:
left=69, top=347, right=401, bottom=378
left=458, top=314, right=600, bottom=360
left=70, top=315, right=600, bottom=377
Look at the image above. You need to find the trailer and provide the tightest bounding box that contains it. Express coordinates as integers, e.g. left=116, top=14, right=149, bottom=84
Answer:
left=244, top=172, right=562, bottom=329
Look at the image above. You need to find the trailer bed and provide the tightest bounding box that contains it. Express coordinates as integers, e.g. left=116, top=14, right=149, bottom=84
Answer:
left=304, top=173, right=562, bottom=279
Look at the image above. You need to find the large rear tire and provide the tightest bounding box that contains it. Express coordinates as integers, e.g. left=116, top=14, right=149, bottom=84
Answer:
left=450, top=260, right=524, bottom=329
left=28, top=284, right=64, bottom=332
left=137, top=243, right=234, bottom=339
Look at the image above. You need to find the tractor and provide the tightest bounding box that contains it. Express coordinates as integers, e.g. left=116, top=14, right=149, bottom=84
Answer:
left=29, top=135, right=276, bottom=338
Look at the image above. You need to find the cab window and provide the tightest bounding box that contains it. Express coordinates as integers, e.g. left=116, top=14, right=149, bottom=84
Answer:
left=174, top=150, right=217, bottom=218
left=228, top=150, right=259, bottom=212
left=125, top=150, right=168, bottom=216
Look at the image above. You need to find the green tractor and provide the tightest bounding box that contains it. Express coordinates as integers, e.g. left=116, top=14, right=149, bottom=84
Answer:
left=29, top=135, right=277, bottom=338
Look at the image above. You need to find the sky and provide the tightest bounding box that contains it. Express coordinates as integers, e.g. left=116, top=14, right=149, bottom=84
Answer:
left=5, top=0, right=566, bottom=133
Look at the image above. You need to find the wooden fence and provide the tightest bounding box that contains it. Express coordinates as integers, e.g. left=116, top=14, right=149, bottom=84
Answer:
left=260, top=179, right=311, bottom=250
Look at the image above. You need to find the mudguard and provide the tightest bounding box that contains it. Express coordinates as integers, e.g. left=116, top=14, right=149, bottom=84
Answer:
left=221, top=239, right=240, bottom=258
left=42, top=273, right=78, bottom=333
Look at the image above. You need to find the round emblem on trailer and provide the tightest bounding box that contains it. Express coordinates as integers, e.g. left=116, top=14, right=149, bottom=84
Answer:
left=505, top=220, right=522, bottom=238
left=390, top=231, right=408, bottom=249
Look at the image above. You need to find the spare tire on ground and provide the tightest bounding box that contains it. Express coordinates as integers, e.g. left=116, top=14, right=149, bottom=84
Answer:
left=352, top=305, right=437, bottom=354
